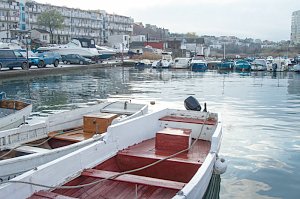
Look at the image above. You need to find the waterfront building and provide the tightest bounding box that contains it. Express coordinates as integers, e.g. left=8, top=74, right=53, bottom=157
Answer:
left=0, top=0, right=134, bottom=45
left=291, top=10, right=300, bottom=44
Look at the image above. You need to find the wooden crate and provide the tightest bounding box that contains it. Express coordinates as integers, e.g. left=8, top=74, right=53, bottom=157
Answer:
left=83, top=113, right=118, bottom=134
left=155, top=128, right=192, bottom=152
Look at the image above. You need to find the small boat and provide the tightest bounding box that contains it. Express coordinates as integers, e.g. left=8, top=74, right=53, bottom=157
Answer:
left=190, top=55, right=208, bottom=72
left=293, top=64, right=300, bottom=72
left=0, top=100, right=147, bottom=182
left=251, top=59, right=267, bottom=71
left=234, top=60, right=251, bottom=71
left=135, top=59, right=152, bottom=69
left=152, top=52, right=173, bottom=69
left=0, top=92, right=32, bottom=131
left=171, top=57, right=191, bottom=69
left=0, top=97, right=227, bottom=199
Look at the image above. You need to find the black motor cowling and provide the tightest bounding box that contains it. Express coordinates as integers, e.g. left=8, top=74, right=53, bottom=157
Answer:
left=184, top=96, right=201, bottom=111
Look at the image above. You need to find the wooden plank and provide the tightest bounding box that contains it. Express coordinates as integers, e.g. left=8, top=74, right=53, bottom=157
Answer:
left=81, top=169, right=185, bottom=190
left=32, top=190, right=78, bottom=199
left=159, top=116, right=216, bottom=125
left=15, top=145, right=50, bottom=154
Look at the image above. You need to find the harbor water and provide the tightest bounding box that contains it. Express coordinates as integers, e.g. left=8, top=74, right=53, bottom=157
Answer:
left=0, top=67, right=299, bottom=198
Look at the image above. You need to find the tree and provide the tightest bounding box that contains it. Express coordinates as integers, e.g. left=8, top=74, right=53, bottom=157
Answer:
left=37, top=10, right=64, bottom=44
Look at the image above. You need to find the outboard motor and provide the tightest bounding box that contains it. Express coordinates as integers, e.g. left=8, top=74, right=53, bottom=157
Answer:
left=184, top=96, right=201, bottom=111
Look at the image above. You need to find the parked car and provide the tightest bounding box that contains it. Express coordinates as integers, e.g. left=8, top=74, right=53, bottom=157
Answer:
left=0, top=49, right=27, bottom=70
left=29, top=52, right=61, bottom=68
left=62, top=54, right=92, bottom=65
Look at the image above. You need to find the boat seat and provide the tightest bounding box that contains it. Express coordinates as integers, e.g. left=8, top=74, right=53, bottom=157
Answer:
left=81, top=169, right=185, bottom=190
left=159, top=115, right=217, bottom=125
left=31, top=190, right=78, bottom=199
left=15, top=146, right=50, bottom=154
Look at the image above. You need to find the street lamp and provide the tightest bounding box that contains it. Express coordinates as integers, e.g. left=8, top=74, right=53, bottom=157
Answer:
left=25, top=34, right=30, bottom=70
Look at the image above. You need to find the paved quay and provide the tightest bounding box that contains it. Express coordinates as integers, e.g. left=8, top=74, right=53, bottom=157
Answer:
left=0, top=61, right=124, bottom=80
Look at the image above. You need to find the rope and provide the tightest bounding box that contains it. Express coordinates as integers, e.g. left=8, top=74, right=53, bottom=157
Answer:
left=5, top=112, right=210, bottom=190
left=0, top=127, right=82, bottom=159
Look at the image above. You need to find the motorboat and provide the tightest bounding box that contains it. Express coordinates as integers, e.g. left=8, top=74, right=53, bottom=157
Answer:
left=171, top=57, right=191, bottom=69
left=0, top=97, right=227, bottom=199
left=0, top=92, right=32, bottom=131
left=217, top=60, right=234, bottom=70
left=234, top=60, right=251, bottom=71
left=152, top=52, right=173, bottom=69
left=293, top=64, right=300, bottom=72
left=190, top=55, right=208, bottom=72
left=95, top=45, right=117, bottom=59
left=0, top=100, right=148, bottom=182
left=37, top=38, right=100, bottom=59
left=251, top=59, right=267, bottom=71
left=271, top=58, right=289, bottom=72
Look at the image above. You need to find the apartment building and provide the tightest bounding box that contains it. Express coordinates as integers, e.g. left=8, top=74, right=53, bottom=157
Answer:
left=0, top=0, right=133, bottom=45
left=291, top=10, right=300, bottom=44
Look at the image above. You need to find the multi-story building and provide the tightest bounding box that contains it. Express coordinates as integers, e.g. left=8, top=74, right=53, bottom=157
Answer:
left=0, top=0, right=134, bottom=45
left=291, top=10, right=300, bottom=44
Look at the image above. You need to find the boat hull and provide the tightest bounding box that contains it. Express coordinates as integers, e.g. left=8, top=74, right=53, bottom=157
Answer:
left=0, top=101, right=148, bottom=182
left=0, top=109, right=223, bottom=199
left=0, top=101, right=32, bottom=131
left=191, top=63, right=208, bottom=72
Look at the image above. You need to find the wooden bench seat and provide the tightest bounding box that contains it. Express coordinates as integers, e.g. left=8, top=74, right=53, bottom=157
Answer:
left=31, top=190, right=78, bottom=199
left=159, top=116, right=217, bottom=125
left=81, top=169, right=185, bottom=190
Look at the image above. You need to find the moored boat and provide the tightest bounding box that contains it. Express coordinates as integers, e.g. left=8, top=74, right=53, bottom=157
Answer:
left=0, top=97, right=227, bottom=199
left=190, top=55, right=208, bottom=72
left=293, top=63, right=300, bottom=72
left=171, top=57, right=191, bottom=69
left=0, top=92, right=32, bottom=131
left=0, top=100, right=147, bottom=182
left=251, top=59, right=267, bottom=71
left=234, top=60, right=251, bottom=71
left=217, top=60, right=234, bottom=71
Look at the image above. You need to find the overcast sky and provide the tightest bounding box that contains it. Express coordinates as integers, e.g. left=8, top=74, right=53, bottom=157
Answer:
left=36, top=0, right=299, bottom=41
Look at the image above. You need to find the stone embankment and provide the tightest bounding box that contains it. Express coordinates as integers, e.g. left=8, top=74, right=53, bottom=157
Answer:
left=0, top=62, right=125, bottom=80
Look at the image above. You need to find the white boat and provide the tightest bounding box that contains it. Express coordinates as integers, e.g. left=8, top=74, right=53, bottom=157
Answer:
left=0, top=92, right=32, bottom=131
left=271, top=58, right=289, bottom=72
left=95, top=45, right=117, bottom=59
left=37, top=38, right=100, bottom=58
left=171, top=57, right=191, bottom=69
left=0, top=100, right=147, bottom=182
left=293, top=64, right=300, bottom=72
left=0, top=97, right=226, bottom=199
left=152, top=52, right=173, bottom=68
left=251, top=59, right=267, bottom=71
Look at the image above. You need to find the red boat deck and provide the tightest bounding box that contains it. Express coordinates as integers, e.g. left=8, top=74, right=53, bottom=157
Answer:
left=30, top=124, right=212, bottom=198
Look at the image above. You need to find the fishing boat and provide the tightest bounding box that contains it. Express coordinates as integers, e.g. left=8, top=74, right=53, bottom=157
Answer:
left=190, top=55, right=208, bottom=72
left=0, top=97, right=227, bottom=199
left=0, top=92, right=32, bottom=131
left=135, top=59, right=152, bottom=69
left=0, top=100, right=147, bottom=182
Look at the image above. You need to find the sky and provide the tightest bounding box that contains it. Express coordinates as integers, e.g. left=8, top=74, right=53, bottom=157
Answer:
left=36, top=0, right=300, bottom=41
